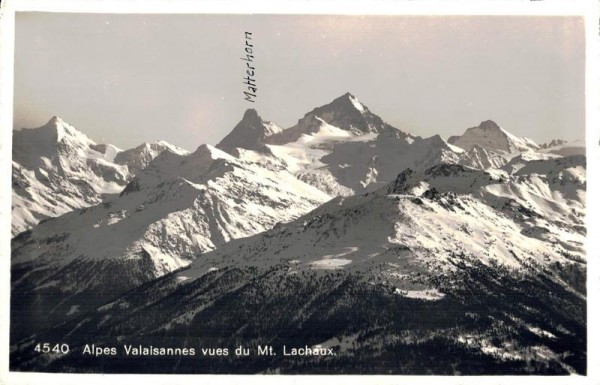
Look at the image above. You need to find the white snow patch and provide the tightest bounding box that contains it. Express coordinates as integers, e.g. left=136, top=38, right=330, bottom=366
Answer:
left=349, top=95, right=366, bottom=113
left=395, top=287, right=445, bottom=301
left=311, top=258, right=352, bottom=269
left=527, top=326, right=557, bottom=339
left=66, top=305, right=80, bottom=316
left=447, top=143, right=465, bottom=153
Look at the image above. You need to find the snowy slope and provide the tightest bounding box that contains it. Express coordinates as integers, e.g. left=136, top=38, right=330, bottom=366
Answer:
left=17, top=154, right=586, bottom=374
left=60, top=155, right=583, bottom=322
left=11, top=143, right=331, bottom=335
left=448, top=120, right=539, bottom=153
left=176, top=156, right=584, bottom=282
left=11, top=117, right=187, bottom=236
left=466, top=145, right=508, bottom=169
left=147, top=157, right=585, bottom=332
left=12, top=117, right=129, bottom=236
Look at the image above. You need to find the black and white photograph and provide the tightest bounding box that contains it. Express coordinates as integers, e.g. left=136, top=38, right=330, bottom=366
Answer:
left=0, top=0, right=598, bottom=382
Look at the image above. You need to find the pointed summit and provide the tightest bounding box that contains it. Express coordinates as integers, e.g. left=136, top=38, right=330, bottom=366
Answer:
left=13, top=116, right=95, bottom=169
left=448, top=120, right=538, bottom=153
left=328, top=92, right=367, bottom=114
left=302, top=92, right=380, bottom=134
left=241, top=108, right=261, bottom=121
left=478, top=120, right=501, bottom=131
left=267, top=93, right=404, bottom=145
left=21, top=115, right=74, bottom=140
left=217, top=109, right=283, bottom=155
left=39, top=115, right=88, bottom=142
left=46, top=115, right=62, bottom=126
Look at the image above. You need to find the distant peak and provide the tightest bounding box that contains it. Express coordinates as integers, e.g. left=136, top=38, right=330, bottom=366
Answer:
left=331, top=92, right=360, bottom=104
left=41, top=116, right=66, bottom=130
left=130, top=140, right=181, bottom=153
left=449, top=120, right=538, bottom=153
left=38, top=115, right=82, bottom=141
left=478, top=120, right=501, bottom=130
left=241, top=108, right=262, bottom=121
left=237, top=108, right=268, bottom=127
left=47, top=116, right=62, bottom=124
left=539, top=139, right=568, bottom=149
left=195, top=143, right=212, bottom=153
left=217, top=108, right=283, bottom=154
left=307, top=93, right=368, bottom=119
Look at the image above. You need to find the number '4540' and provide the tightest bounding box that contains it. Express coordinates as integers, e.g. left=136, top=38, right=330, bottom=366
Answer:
left=34, top=343, right=70, bottom=354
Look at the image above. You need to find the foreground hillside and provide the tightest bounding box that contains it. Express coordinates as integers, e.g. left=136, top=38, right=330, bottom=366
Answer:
left=11, top=158, right=586, bottom=374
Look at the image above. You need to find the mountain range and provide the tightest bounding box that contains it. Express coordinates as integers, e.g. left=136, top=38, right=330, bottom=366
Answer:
left=10, top=93, right=586, bottom=374
left=12, top=116, right=189, bottom=236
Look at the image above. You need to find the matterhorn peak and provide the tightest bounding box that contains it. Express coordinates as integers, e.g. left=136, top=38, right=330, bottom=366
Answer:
left=241, top=108, right=261, bottom=121
left=216, top=109, right=283, bottom=155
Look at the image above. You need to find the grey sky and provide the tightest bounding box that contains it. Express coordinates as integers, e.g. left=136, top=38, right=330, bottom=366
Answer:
left=14, top=13, right=584, bottom=151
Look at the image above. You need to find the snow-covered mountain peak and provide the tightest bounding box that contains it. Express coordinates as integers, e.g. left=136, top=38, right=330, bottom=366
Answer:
left=120, top=140, right=188, bottom=155
left=448, top=120, right=539, bottom=153
left=44, top=115, right=68, bottom=134
left=303, top=92, right=384, bottom=133
left=46, top=116, right=97, bottom=146
left=11, top=129, right=333, bottom=322
left=17, top=115, right=81, bottom=143
left=267, top=93, right=405, bottom=145
left=13, top=116, right=100, bottom=172
left=43, top=115, right=64, bottom=135
left=47, top=115, right=61, bottom=124
left=113, top=140, right=189, bottom=175
left=347, top=93, right=367, bottom=113
left=327, top=92, right=367, bottom=114
left=122, top=143, right=239, bottom=194
left=12, top=117, right=191, bottom=235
